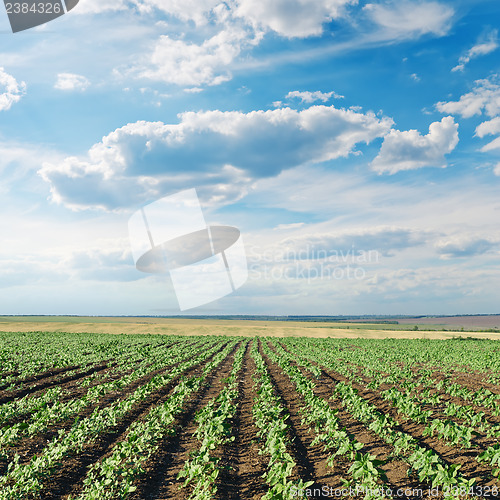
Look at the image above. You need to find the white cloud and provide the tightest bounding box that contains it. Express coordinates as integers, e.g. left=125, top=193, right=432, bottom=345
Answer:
left=371, top=116, right=459, bottom=174
left=39, top=105, right=393, bottom=210
left=274, top=223, right=305, bottom=231
left=452, top=30, right=498, bottom=72
left=72, top=0, right=129, bottom=15
left=138, top=26, right=257, bottom=86
left=73, top=0, right=357, bottom=39
left=54, top=73, right=91, bottom=91
left=0, top=68, right=26, bottom=111
left=118, top=0, right=454, bottom=89
left=435, top=235, right=499, bottom=259
left=279, top=226, right=428, bottom=257
left=436, top=76, right=500, bottom=118
left=494, top=163, right=500, bottom=176
left=475, top=116, right=500, bottom=153
left=136, top=0, right=222, bottom=25
left=475, top=116, right=500, bottom=138
left=286, top=90, right=344, bottom=103
left=437, top=76, right=500, bottom=154
left=235, top=0, right=357, bottom=38
left=480, top=137, right=500, bottom=153
left=364, top=1, right=454, bottom=40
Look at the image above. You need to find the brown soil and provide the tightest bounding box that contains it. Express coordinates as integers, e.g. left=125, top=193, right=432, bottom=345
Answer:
left=262, top=341, right=425, bottom=499
left=40, top=341, right=231, bottom=499
left=0, top=363, right=113, bottom=405
left=126, top=342, right=241, bottom=500
left=216, top=341, right=269, bottom=500
left=2, top=337, right=499, bottom=500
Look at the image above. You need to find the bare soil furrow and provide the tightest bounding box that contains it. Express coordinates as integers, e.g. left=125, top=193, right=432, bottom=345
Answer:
left=40, top=342, right=231, bottom=499
left=318, top=367, right=498, bottom=488
left=215, top=341, right=268, bottom=500
left=0, top=344, right=223, bottom=479
left=126, top=342, right=240, bottom=500
left=0, top=363, right=114, bottom=405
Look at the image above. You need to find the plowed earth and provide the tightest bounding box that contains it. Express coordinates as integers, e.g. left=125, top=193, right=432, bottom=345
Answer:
left=1, top=338, right=499, bottom=500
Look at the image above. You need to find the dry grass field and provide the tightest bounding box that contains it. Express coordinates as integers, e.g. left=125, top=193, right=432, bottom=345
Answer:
left=0, top=315, right=499, bottom=340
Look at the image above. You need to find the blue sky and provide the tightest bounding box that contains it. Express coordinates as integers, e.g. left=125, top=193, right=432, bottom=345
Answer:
left=0, top=0, right=499, bottom=315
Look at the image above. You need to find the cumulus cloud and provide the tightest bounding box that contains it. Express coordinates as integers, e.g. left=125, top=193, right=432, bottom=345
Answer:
left=136, top=0, right=222, bottom=25
left=371, top=116, right=459, bottom=174
left=135, top=0, right=358, bottom=88
left=138, top=26, right=258, bottom=86
left=0, top=68, right=26, bottom=111
left=72, top=0, right=129, bottom=14
left=78, top=0, right=357, bottom=38
left=436, top=235, right=499, bottom=259
left=235, top=0, right=357, bottom=38
left=118, top=0, right=455, bottom=89
left=54, top=73, right=91, bottom=91
left=495, top=163, right=500, bottom=176
left=286, top=90, right=344, bottom=103
left=452, top=30, right=498, bottom=72
left=475, top=116, right=500, bottom=138
left=437, top=76, right=500, bottom=156
left=436, top=76, right=500, bottom=118
left=39, top=105, right=393, bottom=210
left=364, top=1, right=454, bottom=40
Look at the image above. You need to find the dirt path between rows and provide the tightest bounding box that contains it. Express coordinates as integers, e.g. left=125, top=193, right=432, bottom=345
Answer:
left=275, top=341, right=500, bottom=496
left=33, top=342, right=231, bottom=499
left=127, top=341, right=241, bottom=500
left=215, top=340, right=268, bottom=500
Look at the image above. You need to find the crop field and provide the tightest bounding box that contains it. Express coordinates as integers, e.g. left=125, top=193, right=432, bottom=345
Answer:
left=1, top=331, right=500, bottom=499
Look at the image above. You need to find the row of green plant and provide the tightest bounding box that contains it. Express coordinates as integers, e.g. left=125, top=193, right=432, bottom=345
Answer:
left=0, top=332, right=162, bottom=390
left=72, top=340, right=239, bottom=500
left=278, top=339, right=479, bottom=499
left=0, top=339, right=229, bottom=499
left=0, top=337, right=190, bottom=425
left=177, top=341, right=248, bottom=498
left=264, top=340, right=389, bottom=500
left=0, top=338, right=211, bottom=456
left=283, top=337, right=500, bottom=452
left=250, top=341, right=311, bottom=499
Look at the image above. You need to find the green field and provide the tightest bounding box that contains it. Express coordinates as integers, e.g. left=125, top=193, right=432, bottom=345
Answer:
left=0, top=330, right=499, bottom=499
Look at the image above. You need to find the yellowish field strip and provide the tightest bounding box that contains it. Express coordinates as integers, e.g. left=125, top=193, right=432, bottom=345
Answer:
left=0, top=316, right=499, bottom=339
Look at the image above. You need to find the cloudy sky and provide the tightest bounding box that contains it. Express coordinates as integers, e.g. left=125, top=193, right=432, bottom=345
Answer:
left=0, top=0, right=499, bottom=315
